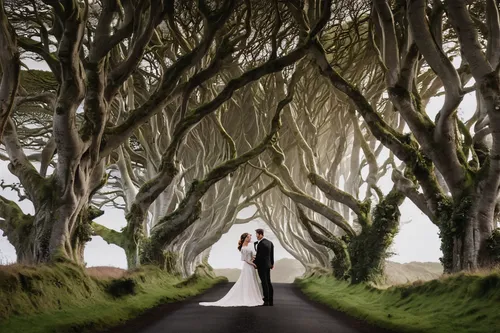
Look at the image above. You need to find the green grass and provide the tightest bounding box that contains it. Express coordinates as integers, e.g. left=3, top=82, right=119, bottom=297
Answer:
left=0, top=263, right=226, bottom=333
left=296, top=271, right=500, bottom=333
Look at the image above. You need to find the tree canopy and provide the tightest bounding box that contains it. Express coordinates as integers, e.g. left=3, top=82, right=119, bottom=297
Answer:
left=1, top=0, right=500, bottom=283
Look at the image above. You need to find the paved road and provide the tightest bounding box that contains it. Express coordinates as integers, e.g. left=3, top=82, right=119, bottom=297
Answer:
left=104, top=283, right=396, bottom=333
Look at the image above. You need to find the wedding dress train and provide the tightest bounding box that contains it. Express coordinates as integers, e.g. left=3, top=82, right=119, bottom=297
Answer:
left=199, top=245, right=263, bottom=307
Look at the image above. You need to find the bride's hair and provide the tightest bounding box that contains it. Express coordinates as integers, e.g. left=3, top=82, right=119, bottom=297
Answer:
left=237, top=233, right=249, bottom=251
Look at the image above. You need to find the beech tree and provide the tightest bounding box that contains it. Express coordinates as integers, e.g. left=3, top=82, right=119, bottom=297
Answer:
left=91, top=69, right=289, bottom=271
left=138, top=68, right=301, bottom=267
left=167, top=70, right=306, bottom=276
left=254, top=62, right=406, bottom=282
left=295, top=0, right=500, bottom=272
left=0, top=0, right=328, bottom=267
left=85, top=1, right=328, bottom=269
left=0, top=0, right=250, bottom=264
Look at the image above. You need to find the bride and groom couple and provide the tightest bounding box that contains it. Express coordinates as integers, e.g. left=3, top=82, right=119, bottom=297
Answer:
left=200, top=228, right=274, bottom=307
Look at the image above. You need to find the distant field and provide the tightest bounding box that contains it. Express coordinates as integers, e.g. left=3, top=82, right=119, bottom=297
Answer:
left=86, top=266, right=128, bottom=279
left=383, top=261, right=443, bottom=286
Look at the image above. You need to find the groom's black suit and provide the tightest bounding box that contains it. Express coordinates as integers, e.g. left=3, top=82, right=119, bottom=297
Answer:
left=254, top=238, right=274, bottom=305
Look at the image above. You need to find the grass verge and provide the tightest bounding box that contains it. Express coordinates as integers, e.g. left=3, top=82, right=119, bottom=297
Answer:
left=296, top=271, right=500, bottom=333
left=0, top=263, right=226, bottom=333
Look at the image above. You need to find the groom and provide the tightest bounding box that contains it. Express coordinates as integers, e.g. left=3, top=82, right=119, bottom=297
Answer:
left=254, top=228, right=274, bottom=306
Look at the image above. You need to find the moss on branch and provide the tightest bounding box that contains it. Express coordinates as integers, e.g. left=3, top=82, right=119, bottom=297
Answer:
left=296, top=205, right=351, bottom=280
left=91, top=222, right=126, bottom=248
left=348, top=189, right=405, bottom=284
left=0, top=195, right=34, bottom=263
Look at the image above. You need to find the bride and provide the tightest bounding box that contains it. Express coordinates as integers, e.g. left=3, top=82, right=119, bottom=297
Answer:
left=199, top=232, right=264, bottom=307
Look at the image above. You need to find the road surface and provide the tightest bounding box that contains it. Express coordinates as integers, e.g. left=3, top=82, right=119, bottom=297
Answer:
left=103, top=283, right=396, bottom=333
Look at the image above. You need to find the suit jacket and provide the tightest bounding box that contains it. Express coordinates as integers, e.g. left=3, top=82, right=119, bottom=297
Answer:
left=254, top=238, right=274, bottom=269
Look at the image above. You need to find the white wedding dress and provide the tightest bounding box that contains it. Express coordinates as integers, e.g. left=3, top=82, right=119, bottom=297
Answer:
left=199, top=245, right=263, bottom=307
